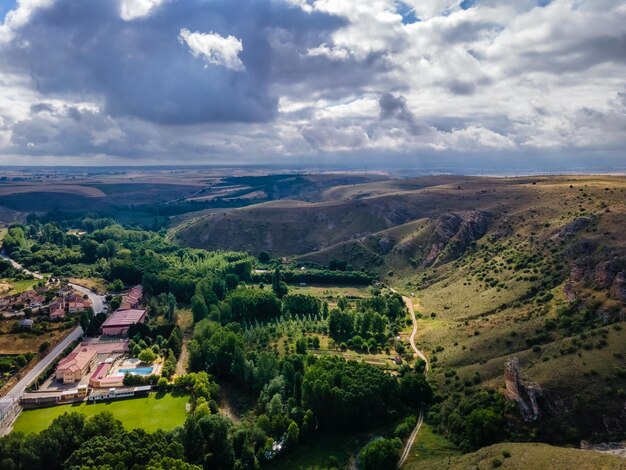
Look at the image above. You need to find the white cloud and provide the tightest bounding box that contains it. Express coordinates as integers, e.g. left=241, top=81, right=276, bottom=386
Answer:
left=399, top=0, right=458, bottom=20
left=119, top=0, right=163, bottom=21
left=306, top=43, right=351, bottom=61
left=178, top=28, right=245, bottom=71
left=0, top=0, right=55, bottom=42
left=1, top=0, right=625, bottom=163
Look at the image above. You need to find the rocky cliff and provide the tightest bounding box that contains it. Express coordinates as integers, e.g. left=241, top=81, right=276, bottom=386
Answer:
left=504, top=358, right=542, bottom=422
left=422, top=211, right=491, bottom=267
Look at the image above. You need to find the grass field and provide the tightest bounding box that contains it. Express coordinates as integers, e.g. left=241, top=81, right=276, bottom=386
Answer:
left=412, top=442, right=626, bottom=470
left=12, top=393, right=189, bottom=434
left=286, top=283, right=372, bottom=299
left=7, top=279, right=38, bottom=295
left=404, top=423, right=459, bottom=467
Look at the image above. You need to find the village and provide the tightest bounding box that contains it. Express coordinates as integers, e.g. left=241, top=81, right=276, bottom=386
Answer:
left=16, top=285, right=159, bottom=407
left=0, top=279, right=92, bottom=330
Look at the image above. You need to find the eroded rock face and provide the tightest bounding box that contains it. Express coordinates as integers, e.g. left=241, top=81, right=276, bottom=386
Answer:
left=566, top=238, right=598, bottom=257
left=594, top=260, right=621, bottom=289
left=552, top=216, right=593, bottom=240
left=563, top=282, right=577, bottom=302
left=570, top=260, right=591, bottom=283
left=610, top=272, right=626, bottom=302
left=377, top=236, right=393, bottom=254
left=504, top=358, right=542, bottom=422
left=422, top=211, right=491, bottom=267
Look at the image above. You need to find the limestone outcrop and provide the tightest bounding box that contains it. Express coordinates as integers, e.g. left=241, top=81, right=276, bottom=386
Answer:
left=422, top=211, right=491, bottom=267
left=552, top=216, right=593, bottom=240
left=504, top=358, right=542, bottom=421
left=610, top=272, right=626, bottom=302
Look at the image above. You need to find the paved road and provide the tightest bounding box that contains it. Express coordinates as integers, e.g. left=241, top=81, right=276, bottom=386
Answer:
left=0, top=253, right=44, bottom=280
left=391, top=289, right=430, bottom=469
left=69, top=283, right=105, bottom=314
left=1, top=252, right=104, bottom=315
left=0, top=325, right=84, bottom=434
left=0, top=255, right=105, bottom=434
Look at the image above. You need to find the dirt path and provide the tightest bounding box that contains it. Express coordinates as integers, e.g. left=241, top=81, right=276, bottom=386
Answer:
left=174, top=334, right=190, bottom=377
left=218, top=393, right=242, bottom=425
left=392, top=290, right=430, bottom=469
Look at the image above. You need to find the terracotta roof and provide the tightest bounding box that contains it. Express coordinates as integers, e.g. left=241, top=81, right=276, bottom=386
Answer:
left=57, top=347, right=97, bottom=373
left=102, top=309, right=146, bottom=327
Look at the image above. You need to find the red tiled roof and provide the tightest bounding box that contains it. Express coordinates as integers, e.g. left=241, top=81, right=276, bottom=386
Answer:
left=102, top=309, right=146, bottom=327
left=57, top=347, right=96, bottom=373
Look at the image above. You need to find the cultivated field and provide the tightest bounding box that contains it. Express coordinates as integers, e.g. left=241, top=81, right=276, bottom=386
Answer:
left=0, top=184, right=106, bottom=197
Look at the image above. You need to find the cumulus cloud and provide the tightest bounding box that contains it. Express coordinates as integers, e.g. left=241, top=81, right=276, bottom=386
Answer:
left=119, top=0, right=163, bottom=21
left=0, top=0, right=624, bottom=165
left=179, top=28, right=245, bottom=71
left=379, top=93, right=429, bottom=135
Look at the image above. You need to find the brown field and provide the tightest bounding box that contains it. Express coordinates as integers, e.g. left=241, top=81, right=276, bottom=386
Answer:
left=68, top=277, right=107, bottom=295
left=0, top=319, right=73, bottom=354
left=0, top=184, right=106, bottom=197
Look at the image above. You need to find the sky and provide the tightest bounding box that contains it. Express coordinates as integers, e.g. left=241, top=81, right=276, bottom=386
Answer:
left=0, top=0, right=624, bottom=169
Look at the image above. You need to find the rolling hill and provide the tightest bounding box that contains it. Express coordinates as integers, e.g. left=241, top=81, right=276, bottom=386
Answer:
left=174, top=174, right=626, bottom=449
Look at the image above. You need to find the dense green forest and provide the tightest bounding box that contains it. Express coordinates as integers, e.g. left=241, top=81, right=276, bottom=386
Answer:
left=0, top=220, right=440, bottom=469
left=0, top=218, right=533, bottom=469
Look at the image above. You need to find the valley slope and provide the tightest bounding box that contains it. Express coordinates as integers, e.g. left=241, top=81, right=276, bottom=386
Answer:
left=175, top=175, right=626, bottom=452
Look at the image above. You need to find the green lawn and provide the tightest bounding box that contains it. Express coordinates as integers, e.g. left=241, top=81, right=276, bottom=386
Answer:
left=8, top=279, right=38, bottom=295
left=13, top=393, right=189, bottom=434
left=404, top=423, right=459, bottom=466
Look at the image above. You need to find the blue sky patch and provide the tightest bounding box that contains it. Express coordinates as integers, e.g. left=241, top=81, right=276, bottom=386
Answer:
left=395, top=1, right=419, bottom=24
left=460, top=0, right=476, bottom=10
left=0, top=0, right=16, bottom=23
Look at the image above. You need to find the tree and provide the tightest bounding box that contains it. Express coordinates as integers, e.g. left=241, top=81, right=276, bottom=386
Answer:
left=399, top=373, right=433, bottom=409
left=257, top=251, right=271, bottom=263
left=328, top=308, right=354, bottom=340
left=191, top=294, right=208, bottom=323
left=358, top=438, right=402, bottom=470
left=302, top=356, right=399, bottom=430
left=226, top=289, right=281, bottom=322
left=295, top=338, right=307, bottom=355
left=108, top=279, right=124, bottom=292
left=465, top=408, right=504, bottom=449
left=82, top=411, right=123, bottom=441
left=285, top=421, right=300, bottom=449
left=110, top=296, right=122, bottom=311
left=271, top=268, right=288, bottom=299
left=167, top=292, right=177, bottom=321
left=138, top=348, right=157, bottom=363
left=80, top=238, right=99, bottom=263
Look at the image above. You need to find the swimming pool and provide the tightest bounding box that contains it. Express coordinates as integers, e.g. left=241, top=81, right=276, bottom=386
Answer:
left=116, top=367, right=153, bottom=376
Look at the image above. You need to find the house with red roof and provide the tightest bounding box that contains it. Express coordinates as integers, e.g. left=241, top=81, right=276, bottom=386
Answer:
left=56, top=346, right=98, bottom=383
left=101, top=308, right=147, bottom=336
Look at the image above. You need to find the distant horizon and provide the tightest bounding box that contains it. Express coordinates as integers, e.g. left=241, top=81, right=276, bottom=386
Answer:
left=0, top=162, right=625, bottom=179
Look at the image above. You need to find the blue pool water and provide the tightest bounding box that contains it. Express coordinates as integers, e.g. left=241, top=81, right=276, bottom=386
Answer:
left=116, top=367, right=153, bottom=376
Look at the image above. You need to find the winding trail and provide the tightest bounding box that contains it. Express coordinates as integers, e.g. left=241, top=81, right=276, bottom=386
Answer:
left=393, top=290, right=429, bottom=469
